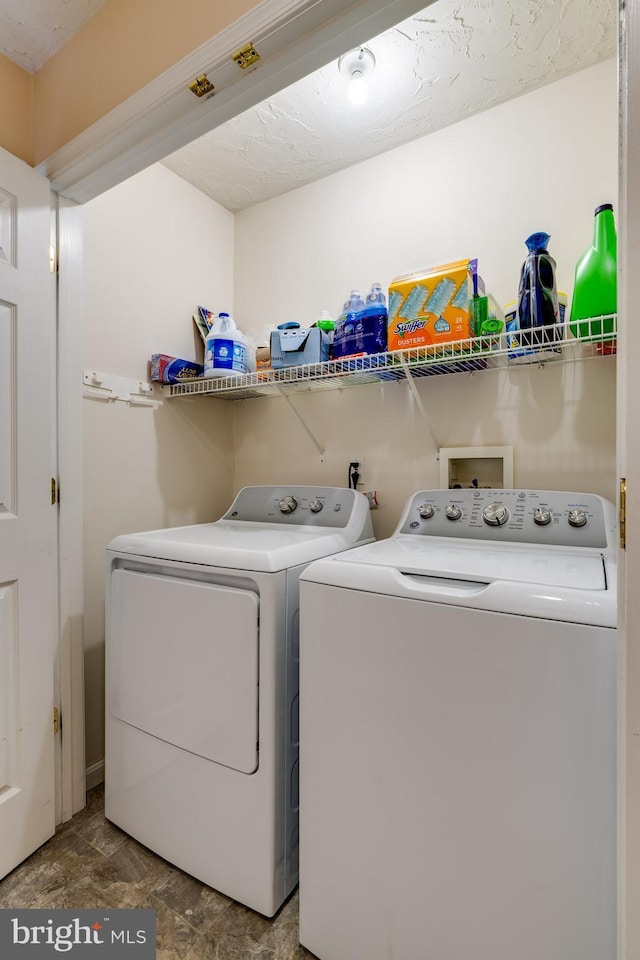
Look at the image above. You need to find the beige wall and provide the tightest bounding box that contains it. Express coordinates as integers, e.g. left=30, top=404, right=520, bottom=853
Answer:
left=33, top=0, right=258, bottom=164
left=232, top=362, right=616, bottom=540
left=82, top=164, right=235, bottom=773
left=0, top=53, right=32, bottom=163
left=232, top=59, right=618, bottom=538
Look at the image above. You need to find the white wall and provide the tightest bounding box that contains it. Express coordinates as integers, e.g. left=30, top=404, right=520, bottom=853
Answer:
left=82, top=164, right=235, bottom=778
left=232, top=59, right=618, bottom=537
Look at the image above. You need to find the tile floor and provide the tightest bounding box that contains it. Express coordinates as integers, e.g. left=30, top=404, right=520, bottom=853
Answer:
left=0, top=785, right=314, bottom=960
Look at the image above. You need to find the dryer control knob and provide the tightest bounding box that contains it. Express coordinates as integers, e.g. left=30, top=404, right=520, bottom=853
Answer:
left=483, top=502, right=509, bottom=526
left=279, top=496, right=298, bottom=514
left=568, top=509, right=587, bottom=528
left=533, top=507, right=552, bottom=526
left=419, top=504, right=435, bottom=519
left=309, top=499, right=323, bottom=513
left=445, top=504, right=462, bottom=521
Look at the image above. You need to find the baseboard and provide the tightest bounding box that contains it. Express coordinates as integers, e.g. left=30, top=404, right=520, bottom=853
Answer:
left=85, top=760, right=105, bottom=792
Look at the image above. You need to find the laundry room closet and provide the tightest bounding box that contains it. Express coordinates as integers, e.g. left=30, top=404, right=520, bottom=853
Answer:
left=80, top=3, right=618, bottom=785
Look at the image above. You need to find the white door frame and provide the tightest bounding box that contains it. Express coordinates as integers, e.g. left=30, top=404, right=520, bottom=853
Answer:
left=56, top=197, right=86, bottom=821
left=618, top=1, right=639, bottom=957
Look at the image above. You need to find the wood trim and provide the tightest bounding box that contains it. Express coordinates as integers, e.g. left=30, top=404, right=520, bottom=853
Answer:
left=56, top=198, right=86, bottom=819
left=85, top=760, right=105, bottom=793
left=619, top=0, right=640, bottom=955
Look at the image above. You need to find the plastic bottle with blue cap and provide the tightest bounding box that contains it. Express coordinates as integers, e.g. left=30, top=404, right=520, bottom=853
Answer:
left=332, top=291, right=365, bottom=360
left=203, top=313, right=248, bottom=377
left=355, top=283, right=388, bottom=355
left=516, top=231, right=560, bottom=348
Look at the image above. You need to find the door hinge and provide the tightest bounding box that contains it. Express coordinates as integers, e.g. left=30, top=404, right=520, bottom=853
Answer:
left=231, top=41, right=260, bottom=69
left=188, top=73, right=215, bottom=98
left=620, top=477, right=627, bottom=549
left=53, top=707, right=60, bottom=735
left=51, top=477, right=59, bottom=505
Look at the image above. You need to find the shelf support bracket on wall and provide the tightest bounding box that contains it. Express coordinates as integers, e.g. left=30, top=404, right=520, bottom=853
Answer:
left=274, top=385, right=326, bottom=462
left=399, top=356, right=438, bottom=451
left=83, top=369, right=162, bottom=407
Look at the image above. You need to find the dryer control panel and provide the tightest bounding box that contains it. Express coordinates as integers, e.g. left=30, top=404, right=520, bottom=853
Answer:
left=396, top=489, right=616, bottom=550
left=223, top=485, right=368, bottom=529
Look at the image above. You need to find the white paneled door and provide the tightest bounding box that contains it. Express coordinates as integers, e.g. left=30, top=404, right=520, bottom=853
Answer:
left=0, top=147, right=56, bottom=877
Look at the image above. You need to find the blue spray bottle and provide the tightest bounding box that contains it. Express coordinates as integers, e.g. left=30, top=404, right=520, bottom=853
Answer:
left=517, top=232, right=560, bottom=348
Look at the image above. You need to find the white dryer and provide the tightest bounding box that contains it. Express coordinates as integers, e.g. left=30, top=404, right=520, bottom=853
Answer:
left=105, top=485, right=373, bottom=917
left=299, top=488, right=616, bottom=960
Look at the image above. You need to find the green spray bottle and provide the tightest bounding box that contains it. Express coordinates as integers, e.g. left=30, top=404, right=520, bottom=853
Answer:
left=569, top=203, right=617, bottom=351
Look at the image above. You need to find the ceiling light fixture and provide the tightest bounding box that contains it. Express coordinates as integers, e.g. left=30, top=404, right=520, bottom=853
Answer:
left=338, top=47, right=376, bottom=106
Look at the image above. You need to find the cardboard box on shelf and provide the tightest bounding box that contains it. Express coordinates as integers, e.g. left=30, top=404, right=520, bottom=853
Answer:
left=387, top=258, right=482, bottom=351
left=151, top=354, right=203, bottom=383
left=255, top=345, right=272, bottom=380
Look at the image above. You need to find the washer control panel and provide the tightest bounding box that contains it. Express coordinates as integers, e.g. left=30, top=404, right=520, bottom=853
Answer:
left=223, top=485, right=363, bottom=528
left=397, top=489, right=614, bottom=549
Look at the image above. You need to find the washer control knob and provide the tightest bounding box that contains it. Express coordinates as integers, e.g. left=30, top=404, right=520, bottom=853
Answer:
left=483, top=502, right=509, bottom=526
left=533, top=507, right=552, bottom=526
left=309, top=499, right=323, bottom=513
left=419, top=504, right=435, bottom=520
left=445, top=504, right=462, bottom=521
left=568, top=509, right=587, bottom=528
left=279, top=496, right=298, bottom=514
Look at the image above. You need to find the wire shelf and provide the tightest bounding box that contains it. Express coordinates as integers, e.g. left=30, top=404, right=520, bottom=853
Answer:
left=164, top=316, right=617, bottom=401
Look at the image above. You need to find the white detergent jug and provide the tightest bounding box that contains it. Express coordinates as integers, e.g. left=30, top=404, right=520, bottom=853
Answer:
left=204, top=313, right=248, bottom=377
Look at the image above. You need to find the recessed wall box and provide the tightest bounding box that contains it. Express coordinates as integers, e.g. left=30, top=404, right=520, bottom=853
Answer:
left=439, top=445, right=514, bottom=490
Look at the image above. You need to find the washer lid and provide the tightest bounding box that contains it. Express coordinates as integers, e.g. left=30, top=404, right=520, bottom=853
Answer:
left=300, top=537, right=616, bottom=628
left=107, top=521, right=364, bottom=572
left=319, top=537, right=608, bottom=590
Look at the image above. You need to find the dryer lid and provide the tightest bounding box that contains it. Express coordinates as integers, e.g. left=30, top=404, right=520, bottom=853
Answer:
left=106, top=485, right=373, bottom=571
left=107, top=521, right=365, bottom=572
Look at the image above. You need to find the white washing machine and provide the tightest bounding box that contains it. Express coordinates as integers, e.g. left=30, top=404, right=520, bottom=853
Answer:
left=105, top=485, right=373, bottom=917
left=299, top=488, right=616, bottom=960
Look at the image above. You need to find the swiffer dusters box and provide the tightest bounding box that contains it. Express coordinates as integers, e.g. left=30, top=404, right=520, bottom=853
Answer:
left=387, top=259, right=481, bottom=350
left=270, top=324, right=330, bottom=368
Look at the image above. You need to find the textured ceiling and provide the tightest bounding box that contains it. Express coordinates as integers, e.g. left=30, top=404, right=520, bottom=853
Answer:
left=162, top=0, right=617, bottom=213
left=0, top=0, right=107, bottom=72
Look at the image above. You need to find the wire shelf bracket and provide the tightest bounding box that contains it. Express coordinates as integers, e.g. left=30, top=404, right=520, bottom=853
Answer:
left=274, top=384, right=326, bottom=462
left=398, top=354, right=439, bottom=450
